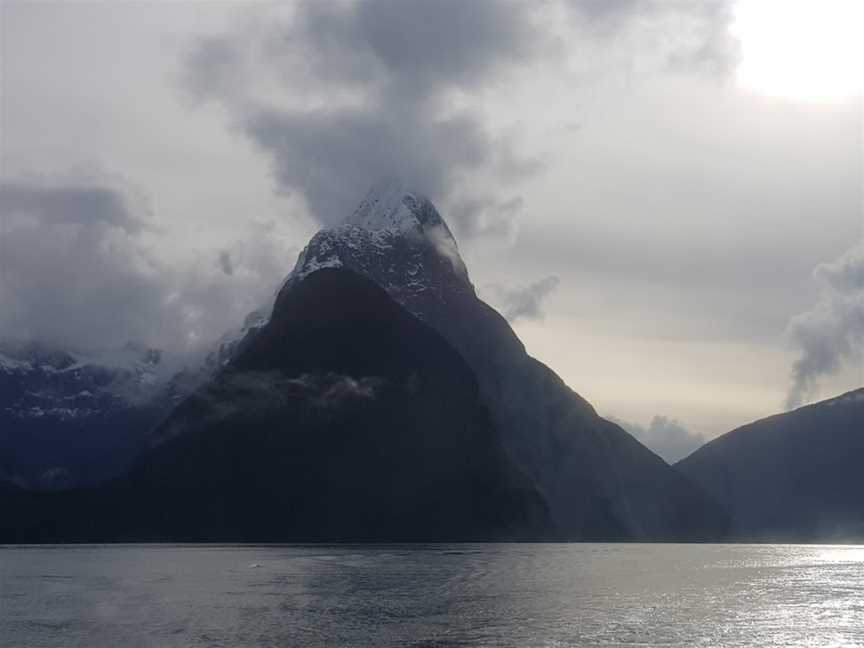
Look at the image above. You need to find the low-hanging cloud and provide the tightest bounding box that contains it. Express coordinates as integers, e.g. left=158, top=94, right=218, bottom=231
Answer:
left=242, top=108, right=497, bottom=232
left=786, top=244, right=864, bottom=408
left=224, top=371, right=381, bottom=409
left=610, top=415, right=706, bottom=464
left=486, top=275, right=561, bottom=324
left=0, top=177, right=293, bottom=358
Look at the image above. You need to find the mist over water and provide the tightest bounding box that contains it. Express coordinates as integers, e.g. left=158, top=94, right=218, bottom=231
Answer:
left=1, top=544, right=861, bottom=647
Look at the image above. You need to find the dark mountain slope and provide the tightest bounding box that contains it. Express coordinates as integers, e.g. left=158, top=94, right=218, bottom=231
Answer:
left=677, top=389, right=864, bottom=540
left=284, top=181, right=727, bottom=540
left=0, top=269, right=548, bottom=542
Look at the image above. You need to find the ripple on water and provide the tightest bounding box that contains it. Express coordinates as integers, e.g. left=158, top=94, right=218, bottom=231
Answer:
left=0, top=543, right=862, bottom=647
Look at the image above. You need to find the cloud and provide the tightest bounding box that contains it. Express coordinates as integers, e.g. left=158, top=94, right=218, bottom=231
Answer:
left=0, top=178, right=166, bottom=352
left=786, top=244, right=864, bottom=408
left=346, top=0, right=541, bottom=90
left=182, top=0, right=549, bottom=235
left=0, top=181, right=150, bottom=233
left=610, top=415, right=706, bottom=464
left=206, top=371, right=383, bottom=415
left=0, top=177, right=293, bottom=358
left=181, top=0, right=738, bottom=242
left=242, top=107, right=500, bottom=229
left=566, top=0, right=739, bottom=77
left=452, top=195, right=525, bottom=242
left=316, top=373, right=382, bottom=405
left=485, top=275, right=561, bottom=324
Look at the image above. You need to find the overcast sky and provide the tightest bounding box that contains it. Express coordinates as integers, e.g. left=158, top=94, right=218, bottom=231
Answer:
left=1, top=0, right=861, bottom=455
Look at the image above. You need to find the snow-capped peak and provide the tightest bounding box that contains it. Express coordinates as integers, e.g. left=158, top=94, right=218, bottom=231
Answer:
left=346, top=179, right=449, bottom=236
left=340, top=179, right=467, bottom=277
left=272, top=181, right=474, bottom=323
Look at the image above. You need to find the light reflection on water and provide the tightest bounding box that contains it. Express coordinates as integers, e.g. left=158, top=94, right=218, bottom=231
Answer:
left=0, top=543, right=862, bottom=647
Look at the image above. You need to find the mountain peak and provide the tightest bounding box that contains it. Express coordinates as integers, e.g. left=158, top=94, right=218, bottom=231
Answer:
left=282, top=180, right=471, bottom=304
left=346, top=178, right=446, bottom=234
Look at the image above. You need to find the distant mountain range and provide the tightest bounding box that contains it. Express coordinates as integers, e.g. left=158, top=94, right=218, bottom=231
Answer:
left=0, top=181, right=859, bottom=542
left=0, top=341, right=180, bottom=489
left=0, top=312, right=266, bottom=489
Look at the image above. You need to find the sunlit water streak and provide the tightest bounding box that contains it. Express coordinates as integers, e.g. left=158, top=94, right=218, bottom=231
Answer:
left=0, top=543, right=862, bottom=647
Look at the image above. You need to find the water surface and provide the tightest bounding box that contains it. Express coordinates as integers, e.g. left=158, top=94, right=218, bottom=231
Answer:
left=1, top=543, right=862, bottom=647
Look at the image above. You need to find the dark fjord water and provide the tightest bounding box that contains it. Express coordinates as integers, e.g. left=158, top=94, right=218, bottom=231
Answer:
left=1, top=543, right=861, bottom=647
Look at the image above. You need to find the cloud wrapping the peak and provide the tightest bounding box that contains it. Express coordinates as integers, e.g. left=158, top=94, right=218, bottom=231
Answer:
left=183, top=0, right=738, bottom=240
left=243, top=107, right=497, bottom=230
left=183, top=0, right=549, bottom=234
left=786, top=244, right=864, bottom=408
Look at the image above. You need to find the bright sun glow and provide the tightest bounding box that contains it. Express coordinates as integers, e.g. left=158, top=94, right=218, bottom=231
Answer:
left=732, top=0, right=864, bottom=101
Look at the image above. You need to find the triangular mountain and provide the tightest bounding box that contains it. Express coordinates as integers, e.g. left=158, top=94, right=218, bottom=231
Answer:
left=1, top=268, right=548, bottom=542
left=677, top=389, right=864, bottom=540
left=281, top=181, right=727, bottom=540
left=0, top=181, right=729, bottom=542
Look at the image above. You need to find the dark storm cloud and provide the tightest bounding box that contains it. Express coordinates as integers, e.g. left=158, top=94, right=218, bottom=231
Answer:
left=349, top=0, right=540, bottom=90
left=250, top=0, right=542, bottom=97
left=0, top=182, right=149, bottom=233
left=184, top=0, right=739, bottom=239
left=786, top=244, right=864, bottom=408
left=183, top=0, right=545, bottom=232
left=243, top=107, right=492, bottom=228
left=0, top=179, right=290, bottom=357
left=0, top=180, right=170, bottom=352
left=610, top=415, right=706, bottom=464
